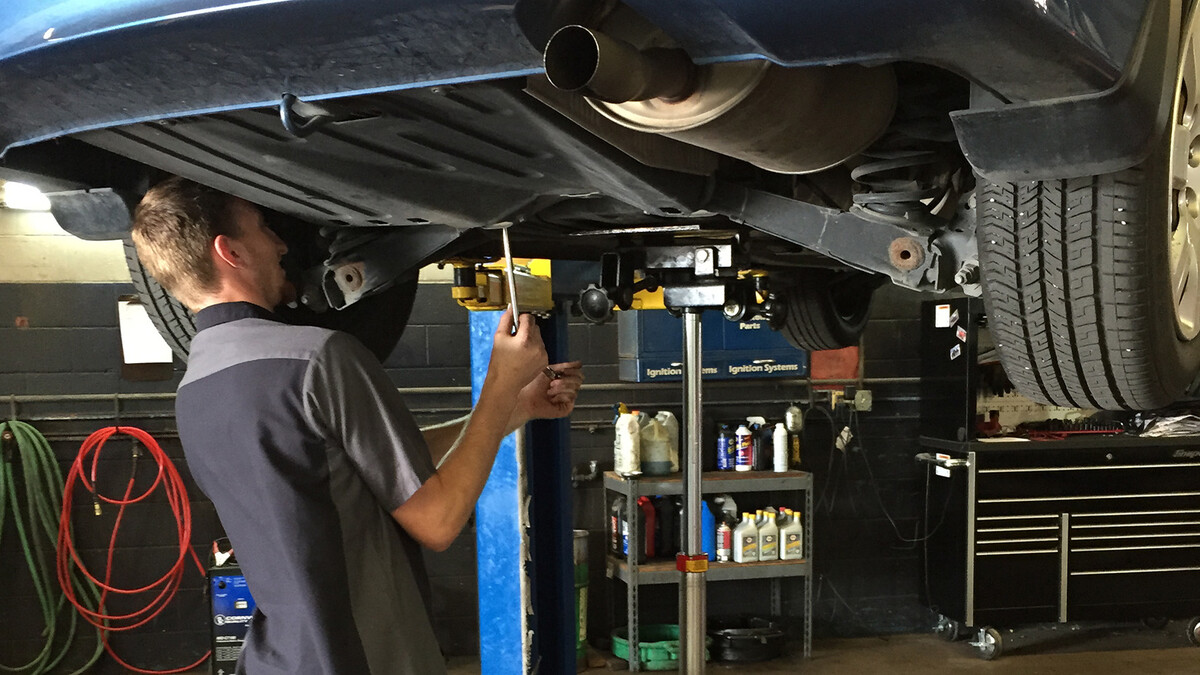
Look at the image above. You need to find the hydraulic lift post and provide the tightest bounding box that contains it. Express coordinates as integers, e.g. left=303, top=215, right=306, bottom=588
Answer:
left=678, top=308, right=707, bottom=674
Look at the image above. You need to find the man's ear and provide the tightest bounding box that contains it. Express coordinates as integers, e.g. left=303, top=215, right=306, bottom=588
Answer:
left=212, top=234, right=242, bottom=269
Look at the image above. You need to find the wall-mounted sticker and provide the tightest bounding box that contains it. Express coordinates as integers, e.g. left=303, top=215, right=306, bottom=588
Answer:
left=949, top=309, right=960, bottom=326
left=956, top=326, right=968, bottom=343
left=950, top=344, right=962, bottom=360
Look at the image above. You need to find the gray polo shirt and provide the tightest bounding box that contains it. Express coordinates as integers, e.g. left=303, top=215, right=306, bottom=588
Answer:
left=177, top=301, right=445, bottom=674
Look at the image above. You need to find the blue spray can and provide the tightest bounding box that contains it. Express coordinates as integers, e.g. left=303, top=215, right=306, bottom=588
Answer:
left=716, top=425, right=734, bottom=470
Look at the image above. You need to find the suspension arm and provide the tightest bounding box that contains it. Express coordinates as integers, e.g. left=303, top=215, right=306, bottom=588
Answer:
left=706, top=182, right=975, bottom=292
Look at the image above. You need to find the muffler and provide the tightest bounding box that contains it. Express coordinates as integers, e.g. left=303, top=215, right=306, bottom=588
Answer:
left=542, top=25, right=897, bottom=174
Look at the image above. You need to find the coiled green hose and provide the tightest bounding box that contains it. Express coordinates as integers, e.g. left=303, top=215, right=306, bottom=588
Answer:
left=0, top=420, right=102, bottom=675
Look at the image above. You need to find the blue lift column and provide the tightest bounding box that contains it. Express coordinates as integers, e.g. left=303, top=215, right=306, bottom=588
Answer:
left=471, top=307, right=573, bottom=675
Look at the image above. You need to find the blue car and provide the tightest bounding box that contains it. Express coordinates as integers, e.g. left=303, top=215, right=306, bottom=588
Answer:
left=0, top=0, right=1192, bottom=410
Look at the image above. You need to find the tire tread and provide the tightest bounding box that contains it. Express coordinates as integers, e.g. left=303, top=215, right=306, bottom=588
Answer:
left=979, top=169, right=1180, bottom=409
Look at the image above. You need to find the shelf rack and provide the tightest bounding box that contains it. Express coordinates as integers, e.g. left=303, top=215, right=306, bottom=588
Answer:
left=604, top=470, right=814, bottom=670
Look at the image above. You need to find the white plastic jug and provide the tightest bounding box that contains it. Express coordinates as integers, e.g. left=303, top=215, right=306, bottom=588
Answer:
left=639, top=418, right=673, bottom=476
left=614, top=412, right=641, bottom=475
left=654, top=411, right=680, bottom=472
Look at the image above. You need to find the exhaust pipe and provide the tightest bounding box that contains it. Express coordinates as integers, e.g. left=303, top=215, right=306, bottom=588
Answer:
left=543, top=25, right=695, bottom=103
left=541, top=22, right=897, bottom=174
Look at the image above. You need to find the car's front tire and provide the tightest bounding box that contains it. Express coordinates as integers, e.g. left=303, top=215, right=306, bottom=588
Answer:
left=125, top=241, right=417, bottom=363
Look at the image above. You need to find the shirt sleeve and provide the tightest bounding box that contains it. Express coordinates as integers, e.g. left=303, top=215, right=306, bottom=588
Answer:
left=302, top=331, right=435, bottom=511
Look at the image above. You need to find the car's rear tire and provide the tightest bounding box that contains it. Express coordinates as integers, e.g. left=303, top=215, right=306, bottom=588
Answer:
left=124, top=241, right=417, bottom=363
left=978, top=5, right=1200, bottom=410
left=777, top=268, right=879, bottom=351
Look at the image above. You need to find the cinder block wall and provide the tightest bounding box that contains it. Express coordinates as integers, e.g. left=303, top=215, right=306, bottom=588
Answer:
left=0, top=282, right=480, bottom=670
left=1, top=278, right=937, bottom=672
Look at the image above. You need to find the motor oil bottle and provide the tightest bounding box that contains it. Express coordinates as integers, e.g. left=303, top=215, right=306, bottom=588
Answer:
left=618, top=497, right=648, bottom=563
left=610, top=496, right=625, bottom=558
left=773, top=422, right=789, bottom=472
left=613, top=410, right=641, bottom=475
left=734, top=425, right=753, bottom=472
left=716, top=424, right=734, bottom=471
left=733, top=512, right=759, bottom=563
left=653, top=496, right=679, bottom=559
left=716, top=520, right=732, bottom=562
left=636, top=497, right=656, bottom=558
left=780, top=510, right=804, bottom=560
left=753, top=420, right=772, bottom=468
left=654, top=411, right=680, bottom=472
left=776, top=507, right=791, bottom=528
left=759, top=511, right=779, bottom=561
left=674, top=498, right=718, bottom=561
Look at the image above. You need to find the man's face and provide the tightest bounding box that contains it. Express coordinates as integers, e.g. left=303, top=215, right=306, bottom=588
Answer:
left=229, top=199, right=292, bottom=308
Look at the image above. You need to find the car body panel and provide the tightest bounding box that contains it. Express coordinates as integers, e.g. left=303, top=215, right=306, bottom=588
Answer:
left=0, top=0, right=1152, bottom=156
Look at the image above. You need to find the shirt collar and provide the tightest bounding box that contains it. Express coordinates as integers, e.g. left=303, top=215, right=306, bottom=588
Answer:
left=194, top=301, right=282, bottom=332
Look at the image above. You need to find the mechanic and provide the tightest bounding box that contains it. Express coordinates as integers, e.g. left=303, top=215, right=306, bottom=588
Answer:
left=129, top=177, right=584, bottom=674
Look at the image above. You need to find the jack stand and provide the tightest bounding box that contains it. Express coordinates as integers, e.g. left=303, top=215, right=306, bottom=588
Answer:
left=678, top=308, right=707, bottom=674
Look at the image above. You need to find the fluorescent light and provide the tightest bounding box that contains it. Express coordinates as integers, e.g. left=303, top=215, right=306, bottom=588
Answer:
left=0, top=181, right=52, bottom=211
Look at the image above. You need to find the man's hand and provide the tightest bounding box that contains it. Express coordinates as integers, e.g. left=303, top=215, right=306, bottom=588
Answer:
left=486, top=309, right=549, bottom=398
left=509, top=361, right=584, bottom=431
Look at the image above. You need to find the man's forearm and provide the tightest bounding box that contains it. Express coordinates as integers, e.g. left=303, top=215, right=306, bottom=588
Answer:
left=420, top=414, right=471, bottom=467
left=393, top=375, right=519, bottom=550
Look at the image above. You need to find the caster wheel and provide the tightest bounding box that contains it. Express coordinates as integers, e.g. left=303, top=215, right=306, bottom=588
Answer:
left=1187, top=617, right=1200, bottom=646
left=935, top=615, right=963, bottom=642
left=973, top=627, right=1003, bottom=661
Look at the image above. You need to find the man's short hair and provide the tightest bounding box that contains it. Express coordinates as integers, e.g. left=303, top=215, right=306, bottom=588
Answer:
left=130, top=177, right=241, bottom=308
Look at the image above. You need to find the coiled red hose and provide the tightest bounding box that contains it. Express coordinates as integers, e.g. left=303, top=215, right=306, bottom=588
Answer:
left=56, top=425, right=210, bottom=674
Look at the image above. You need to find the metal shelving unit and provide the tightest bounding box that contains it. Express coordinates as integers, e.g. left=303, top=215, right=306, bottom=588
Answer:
left=604, top=470, right=814, bottom=670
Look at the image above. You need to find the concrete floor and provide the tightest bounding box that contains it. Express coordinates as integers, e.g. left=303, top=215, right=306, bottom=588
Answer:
left=446, top=624, right=1200, bottom=673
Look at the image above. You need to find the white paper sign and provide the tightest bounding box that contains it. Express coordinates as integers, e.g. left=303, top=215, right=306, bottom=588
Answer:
left=118, top=299, right=174, bottom=364
left=935, top=453, right=951, bottom=478
left=935, top=304, right=951, bottom=328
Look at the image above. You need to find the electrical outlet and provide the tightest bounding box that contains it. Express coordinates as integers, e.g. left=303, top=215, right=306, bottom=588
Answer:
left=853, top=390, right=873, bottom=412
left=830, top=391, right=846, bottom=409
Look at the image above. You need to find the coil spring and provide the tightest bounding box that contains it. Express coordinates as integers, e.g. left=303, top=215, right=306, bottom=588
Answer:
left=851, top=78, right=966, bottom=226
